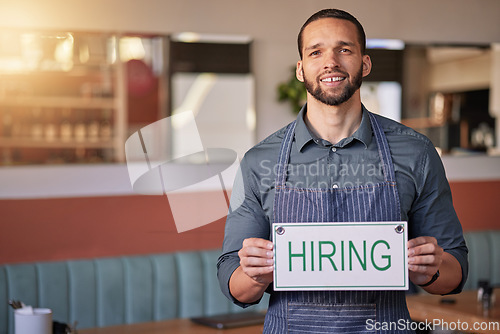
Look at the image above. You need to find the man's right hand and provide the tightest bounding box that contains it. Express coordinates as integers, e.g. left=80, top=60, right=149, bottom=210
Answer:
left=238, top=237, right=274, bottom=285
left=229, top=238, right=274, bottom=303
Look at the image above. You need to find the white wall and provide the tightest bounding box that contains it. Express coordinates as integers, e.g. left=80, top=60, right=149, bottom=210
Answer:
left=2, top=0, right=500, bottom=141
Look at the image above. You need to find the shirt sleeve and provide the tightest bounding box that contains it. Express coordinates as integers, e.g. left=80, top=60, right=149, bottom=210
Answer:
left=409, top=140, right=468, bottom=294
left=217, top=152, right=272, bottom=307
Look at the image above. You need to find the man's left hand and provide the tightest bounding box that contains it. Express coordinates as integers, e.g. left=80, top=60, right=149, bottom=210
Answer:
left=407, top=236, right=443, bottom=286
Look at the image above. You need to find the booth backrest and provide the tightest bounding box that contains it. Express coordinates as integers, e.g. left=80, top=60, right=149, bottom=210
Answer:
left=463, top=230, right=500, bottom=290
left=0, top=249, right=268, bottom=334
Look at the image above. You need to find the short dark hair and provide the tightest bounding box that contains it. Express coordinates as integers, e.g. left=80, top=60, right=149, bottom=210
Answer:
left=297, top=8, right=366, bottom=59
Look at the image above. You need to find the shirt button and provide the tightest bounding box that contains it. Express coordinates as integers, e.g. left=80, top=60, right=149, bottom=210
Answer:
left=331, top=147, right=337, bottom=152
left=332, top=184, right=339, bottom=189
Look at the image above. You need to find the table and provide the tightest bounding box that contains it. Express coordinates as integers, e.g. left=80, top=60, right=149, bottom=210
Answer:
left=406, top=289, right=499, bottom=334
left=79, top=290, right=500, bottom=334
left=78, top=318, right=264, bottom=334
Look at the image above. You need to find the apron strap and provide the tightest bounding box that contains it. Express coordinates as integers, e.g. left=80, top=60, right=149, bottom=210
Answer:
left=275, top=120, right=296, bottom=187
left=368, top=112, right=398, bottom=184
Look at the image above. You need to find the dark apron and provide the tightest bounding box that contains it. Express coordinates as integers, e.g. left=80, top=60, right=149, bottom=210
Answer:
left=263, top=112, right=414, bottom=333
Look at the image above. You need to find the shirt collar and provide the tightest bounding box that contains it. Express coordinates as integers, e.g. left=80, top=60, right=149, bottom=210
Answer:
left=352, top=105, right=373, bottom=149
left=294, top=105, right=314, bottom=152
left=294, top=104, right=373, bottom=152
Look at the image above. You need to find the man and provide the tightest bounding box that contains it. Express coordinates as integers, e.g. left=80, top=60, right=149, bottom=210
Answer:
left=217, top=8, right=468, bottom=333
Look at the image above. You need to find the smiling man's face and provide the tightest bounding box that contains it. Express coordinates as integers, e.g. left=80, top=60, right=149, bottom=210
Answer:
left=296, top=18, right=371, bottom=106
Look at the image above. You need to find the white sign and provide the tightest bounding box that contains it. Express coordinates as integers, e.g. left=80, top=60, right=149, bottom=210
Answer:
left=273, top=222, right=408, bottom=291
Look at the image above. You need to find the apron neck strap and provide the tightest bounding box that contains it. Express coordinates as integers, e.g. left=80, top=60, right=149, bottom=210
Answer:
left=368, top=112, right=397, bottom=183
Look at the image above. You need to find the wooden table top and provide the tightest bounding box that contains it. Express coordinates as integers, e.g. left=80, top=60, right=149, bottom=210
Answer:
left=79, top=290, right=499, bottom=334
left=78, top=318, right=264, bottom=334
left=406, top=288, right=499, bottom=334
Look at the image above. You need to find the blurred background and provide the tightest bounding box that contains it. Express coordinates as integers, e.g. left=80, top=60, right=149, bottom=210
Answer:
left=0, top=0, right=499, bottom=264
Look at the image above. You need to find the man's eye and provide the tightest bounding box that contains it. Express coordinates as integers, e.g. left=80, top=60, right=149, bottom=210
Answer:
left=310, top=50, right=320, bottom=56
left=340, top=49, right=351, bottom=53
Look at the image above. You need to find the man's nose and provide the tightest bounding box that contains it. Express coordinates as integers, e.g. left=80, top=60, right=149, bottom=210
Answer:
left=324, top=51, right=340, bottom=69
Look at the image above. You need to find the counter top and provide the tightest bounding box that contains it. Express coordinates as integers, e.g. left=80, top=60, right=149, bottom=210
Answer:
left=1, top=155, right=499, bottom=199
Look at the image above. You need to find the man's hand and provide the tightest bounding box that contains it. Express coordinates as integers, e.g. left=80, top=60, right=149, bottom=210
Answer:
left=238, top=238, right=274, bottom=285
left=228, top=237, right=274, bottom=304
left=407, top=236, right=443, bottom=286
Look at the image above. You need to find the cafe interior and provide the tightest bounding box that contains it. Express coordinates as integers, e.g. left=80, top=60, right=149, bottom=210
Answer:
left=1, top=0, right=499, bottom=333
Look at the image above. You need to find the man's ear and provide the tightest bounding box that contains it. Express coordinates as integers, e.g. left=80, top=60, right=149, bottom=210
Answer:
left=362, top=55, right=372, bottom=78
left=296, top=61, right=304, bottom=82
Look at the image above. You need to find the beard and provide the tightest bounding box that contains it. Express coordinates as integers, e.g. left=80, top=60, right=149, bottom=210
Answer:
left=303, top=65, right=363, bottom=106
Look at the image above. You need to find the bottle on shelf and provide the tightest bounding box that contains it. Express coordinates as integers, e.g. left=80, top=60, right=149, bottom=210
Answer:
left=73, top=109, right=87, bottom=142
left=44, top=108, right=57, bottom=142
left=30, top=108, right=44, bottom=140
left=60, top=108, right=73, bottom=141
left=100, top=109, right=113, bottom=140
left=87, top=110, right=100, bottom=142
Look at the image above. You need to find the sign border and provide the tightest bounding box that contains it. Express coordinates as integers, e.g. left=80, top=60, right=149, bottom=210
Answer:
left=272, top=221, right=408, bottom=291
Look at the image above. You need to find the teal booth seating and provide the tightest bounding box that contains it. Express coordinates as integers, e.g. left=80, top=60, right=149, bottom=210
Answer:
left=1, top=230, right=500, bottom=334
left=462, top=230, right=500, bottom=290
left=0, top=249, right=268, bottom=334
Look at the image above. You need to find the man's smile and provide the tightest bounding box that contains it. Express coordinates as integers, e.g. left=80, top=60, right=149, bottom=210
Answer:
left=320, top=76, right=345, bottom=82
left=319, top=72, right=348, bottom=86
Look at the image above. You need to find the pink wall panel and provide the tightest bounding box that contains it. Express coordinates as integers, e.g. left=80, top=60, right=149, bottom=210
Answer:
left=1, top=181, right=498, bottom=264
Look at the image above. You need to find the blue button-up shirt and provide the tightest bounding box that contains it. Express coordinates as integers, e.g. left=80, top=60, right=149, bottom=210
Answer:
left=218, top=105, right=468, bottom=305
